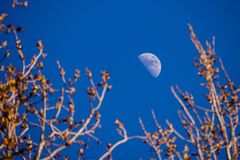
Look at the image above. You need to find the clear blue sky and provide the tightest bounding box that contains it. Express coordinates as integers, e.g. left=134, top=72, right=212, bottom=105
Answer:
left=1, top=0, right=240, bottom=159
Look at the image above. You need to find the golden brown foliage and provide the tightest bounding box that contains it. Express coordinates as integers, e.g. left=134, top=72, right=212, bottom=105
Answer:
left=135, top=25, right=239, bottom=160
left=0, top=3, right=112, bottom=159
left=98, top=25, right=240, bottom=160
left=0, top=2, right=239, bottom=160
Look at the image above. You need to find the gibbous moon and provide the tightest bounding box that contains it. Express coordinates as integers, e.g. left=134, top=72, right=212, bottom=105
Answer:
left=138, top=53, right=161, bottom=78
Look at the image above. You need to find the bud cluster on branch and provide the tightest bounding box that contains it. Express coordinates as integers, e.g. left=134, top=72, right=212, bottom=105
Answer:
left=0, top=4, right=113, bottom=159
left=0, top=2, right=239, bottom=160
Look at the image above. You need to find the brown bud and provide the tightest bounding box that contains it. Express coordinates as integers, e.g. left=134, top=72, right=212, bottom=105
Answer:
left=16, top=26, right=24, bottom=32
left=79, top=148, right=84, bottom=156
left=22, top=123, right=28, bottom=129
left=42, top=53, right=47, bottom=59
left=183, top=153, right=190, bottom=160
left=0, top=66, right=4, bottom=71
left=87, top=87, right=95, bottom=96
left=39, top=108, right=44, bottom=117
left=16, top=40, right=22, bottom=50
left=56, top=101, right=62, bottom=109
left=38, top=62, right=44, bottom=69
left=69, top=101, right=75, bottom=113
left=115, top=119, right=123, bottom=128
left=5, top=49, right=10, bottom=57
left=74, top=69, right=80, bottom=79
left=107, top=85, right=112, bottom=91
left=65, top=140, right=72, bottom=146
left=101, top=71, right=110, bottom=81
left=67, top=87, right=76, bottom=95
left=36, top=40, right=44, bottom=50
left=22, top=1, right=28, bottom=7
left=95, top=112, right=101, bottom=120
left=60, top=68, right=65, bottom=77
left=107, top=143, right=112, bottom=149
left=7, top=24, right=13, bottom=33
left=85, top=67, right=92, bottom=79
left=183, top=145, right=189, bottom=152
left=1, top=41, right=7, bottom=47
left=67, top=117, right=73, bottom=123
left=182, top=120, right=187, bottom=126
left=49, top=88, right=55, bottom=94
left=151, top=132, right=159, bottom=139
left=0, top=13, right=7, bottom=21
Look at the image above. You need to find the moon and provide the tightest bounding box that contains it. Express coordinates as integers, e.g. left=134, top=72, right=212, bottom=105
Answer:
left=138, top=53, right=161, bottom=78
